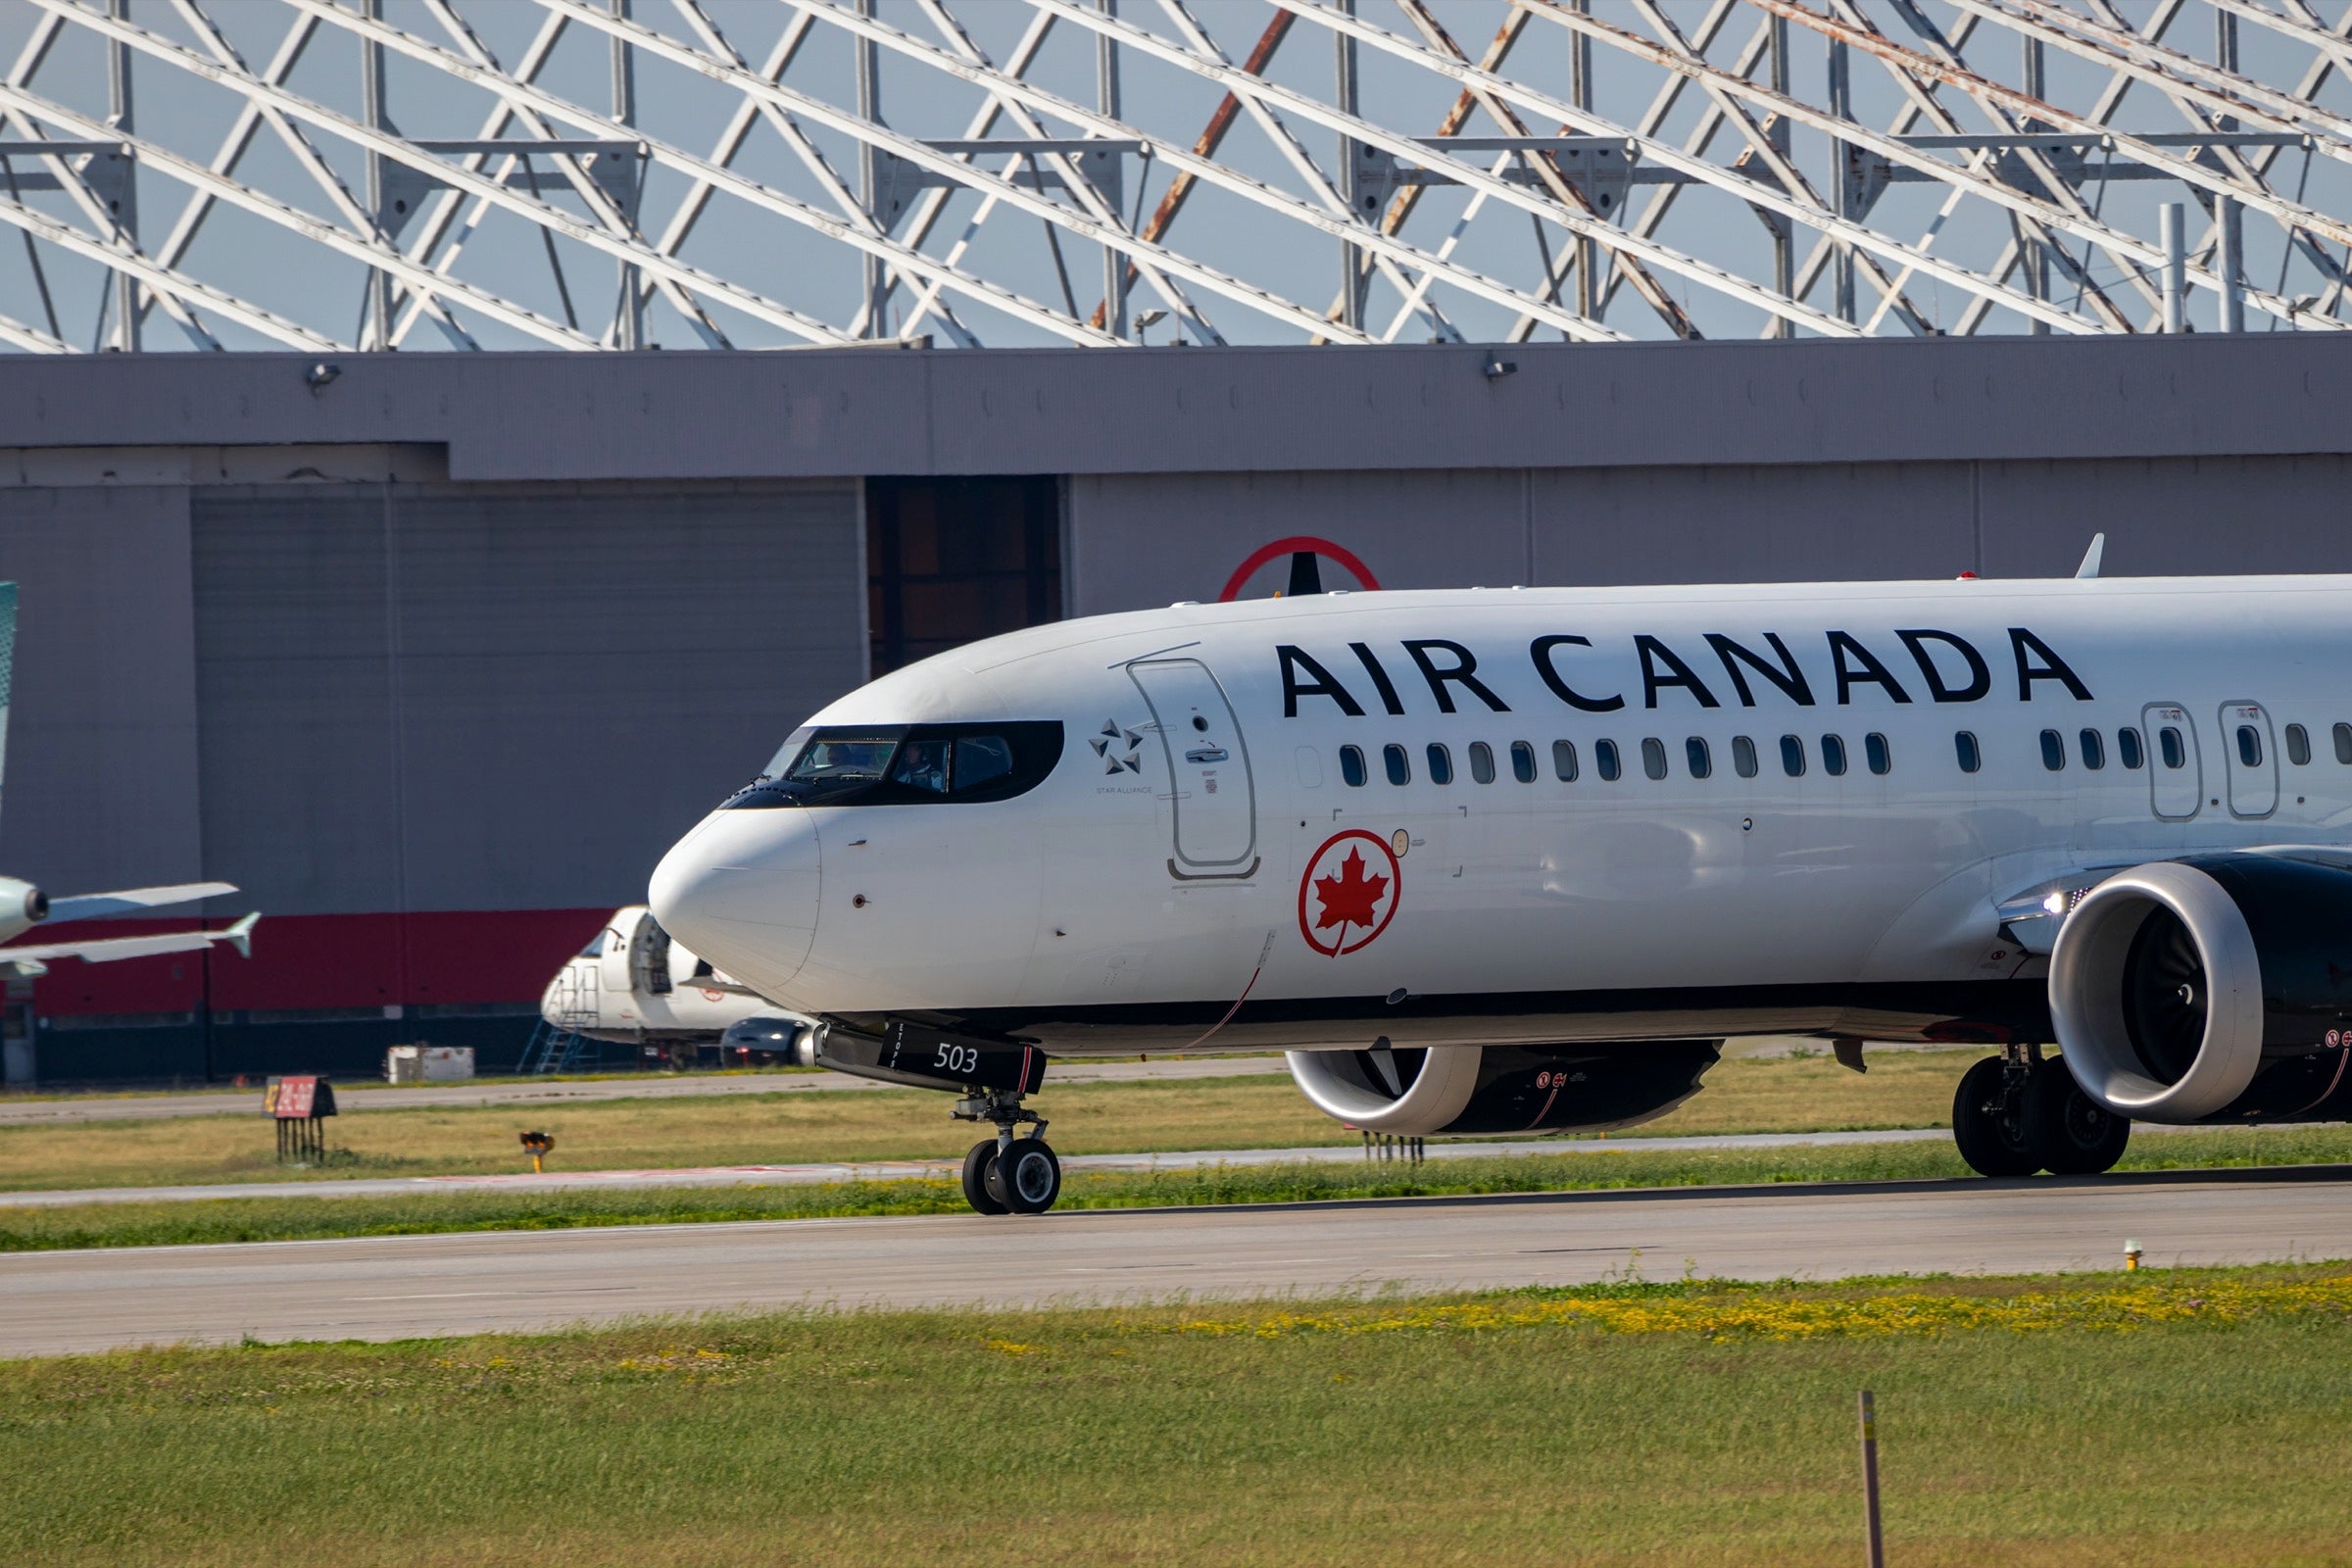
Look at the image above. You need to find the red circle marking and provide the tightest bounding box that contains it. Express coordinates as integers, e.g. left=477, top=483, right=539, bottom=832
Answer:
left=1218, top=535, right=1383, bottom=602
left=1297, top=828, right=1402, bottom=957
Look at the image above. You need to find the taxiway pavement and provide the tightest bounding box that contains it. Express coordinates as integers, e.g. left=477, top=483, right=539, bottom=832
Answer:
left=2, top=1169, right=2343, bottom=1356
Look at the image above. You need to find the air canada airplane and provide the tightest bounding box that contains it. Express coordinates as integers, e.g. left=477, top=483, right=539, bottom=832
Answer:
left=0, top=582, right=259, bottom=976
left=653, top=551, right=2352, bottom=1215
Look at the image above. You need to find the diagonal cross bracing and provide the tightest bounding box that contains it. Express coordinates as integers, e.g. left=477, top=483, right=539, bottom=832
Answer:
left=0, top=0, right=2346, bottom=351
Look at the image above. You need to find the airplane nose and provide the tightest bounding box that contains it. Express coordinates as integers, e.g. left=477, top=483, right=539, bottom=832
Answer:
left=649, top=809, right=823, bottom=995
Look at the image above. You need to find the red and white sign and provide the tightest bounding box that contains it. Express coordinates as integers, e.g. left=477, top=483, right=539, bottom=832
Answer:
left=1219, top=535, right=1383, bottom=602
left=1297, top=829, right=1400, bottom=957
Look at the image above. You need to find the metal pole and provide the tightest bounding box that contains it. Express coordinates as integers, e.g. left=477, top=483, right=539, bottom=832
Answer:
left=1826, top=32, right=1852, bottom=324
left=106, top=0, right=138, bottom=352
left=362, top=0, right=387, bottom=351
left=2160, top=202, right=2184, bottom=333
left=2217, top=195, right=2244, bottom=333
left=1335, top=0, right=1360, bottom=333
left=856, top=0, right=885, bottom=338
left=1098, top=0, right=1125, bottom=342
left=1571, top=0, right=1596, bottom=323
left=2022, top=38, right=2046, bottom=335
left=1766, top=11, right=1791, bottom=338
left=612, top=0, right=642, bottom=350
left=1859, top=1390, right=1886, bottom=1568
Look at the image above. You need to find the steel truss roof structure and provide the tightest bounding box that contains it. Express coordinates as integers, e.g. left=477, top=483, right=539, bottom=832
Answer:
left=3, top=0, right=2352, bottom=354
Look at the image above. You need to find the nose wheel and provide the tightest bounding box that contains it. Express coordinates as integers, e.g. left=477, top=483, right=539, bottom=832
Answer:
left=954, top=1089, right=1060, bottom=1215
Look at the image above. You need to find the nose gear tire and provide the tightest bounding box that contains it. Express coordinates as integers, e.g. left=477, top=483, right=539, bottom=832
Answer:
left=999, top=1139, right=1062, bottom=1214
left=960, top=1140, right=1008, bottom=1215
left=1952, top=1055, right=2040, bottom=1177
left=2024, top=1064, right=2132, bottom=1175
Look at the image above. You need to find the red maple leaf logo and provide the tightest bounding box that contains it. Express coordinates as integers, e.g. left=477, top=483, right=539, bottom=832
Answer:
left=1314, top=848, right=1390, bottom=932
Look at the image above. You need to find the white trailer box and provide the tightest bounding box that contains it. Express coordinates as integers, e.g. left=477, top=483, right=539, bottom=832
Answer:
left=386, top=1045, right=476, bottom=1085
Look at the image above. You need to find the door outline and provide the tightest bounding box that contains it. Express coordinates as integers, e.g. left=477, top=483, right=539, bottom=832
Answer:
left=2142, top=703, right=2202, bottom=822
left=2219, top=700, right=2279, bottom=820
left=1127, top=657, right=1259, bottom=877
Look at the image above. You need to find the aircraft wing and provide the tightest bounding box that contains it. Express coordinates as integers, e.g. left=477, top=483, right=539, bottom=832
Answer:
left=43, top=881, right=239, bottom=922
left=0, top=912, right=259, bottom=974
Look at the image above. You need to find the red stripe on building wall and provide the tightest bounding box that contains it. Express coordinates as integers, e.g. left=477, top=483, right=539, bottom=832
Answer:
left=21, top=908, right=612, bottom=1017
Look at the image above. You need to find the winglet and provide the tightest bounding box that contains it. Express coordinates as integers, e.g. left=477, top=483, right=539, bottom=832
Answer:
left=2075, top=533, right=2105, bottom=579
left=221, top=912, right=261, bottom=959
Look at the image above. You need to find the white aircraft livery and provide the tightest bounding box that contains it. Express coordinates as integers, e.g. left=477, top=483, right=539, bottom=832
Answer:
left=652, top=563, right=2352, bottom=1214
left=0, top=582, right=260, bottom=976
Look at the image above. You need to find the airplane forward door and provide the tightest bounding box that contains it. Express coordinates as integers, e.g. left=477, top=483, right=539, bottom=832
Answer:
left=2220, top=702, right=2279, bottom=818
left=2142, top=704, right=2203, bottom=821
left=1129, top=658, right=1258, bottom=877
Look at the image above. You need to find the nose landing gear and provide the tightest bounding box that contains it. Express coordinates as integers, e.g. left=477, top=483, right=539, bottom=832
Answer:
left=956, top=1088, right=1061, bottom=1215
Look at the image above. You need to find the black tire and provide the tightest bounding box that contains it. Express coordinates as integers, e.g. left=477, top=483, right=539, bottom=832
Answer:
left=960, top=1139, right=1008, bottom=1215
left=998, top=1138, right=1062, bottom=1215
left=2025, top=1063, right=2131, bottom=1175
left=1952, top=1055, right=2040, bottom=1177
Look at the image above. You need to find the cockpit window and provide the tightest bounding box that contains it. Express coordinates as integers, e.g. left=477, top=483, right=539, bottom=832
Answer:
left=791, top=735, right=900, bottom=786
left=723, top=721, right=1063, bottom=808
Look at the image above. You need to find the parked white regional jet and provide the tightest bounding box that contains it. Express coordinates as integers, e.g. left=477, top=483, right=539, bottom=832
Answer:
left=542, top=904, right=813, bottom=1058
left=0, top=583, right=258, bottom=976
left=653, top=558, right=2352, bottom=1215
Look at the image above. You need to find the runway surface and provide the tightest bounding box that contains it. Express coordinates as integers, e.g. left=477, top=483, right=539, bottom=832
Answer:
left=3, top=1168, right=2345, bottom=1357
left=0, top=1054, right=1286, bottom=1125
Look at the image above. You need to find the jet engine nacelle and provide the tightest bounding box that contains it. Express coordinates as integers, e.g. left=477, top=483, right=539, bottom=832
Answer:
left=0, top=877, right=47, bottom=935
left=2049, top=855, right=2352, bottom=1125
left=1285, top=1040, right=1721, bottom=1138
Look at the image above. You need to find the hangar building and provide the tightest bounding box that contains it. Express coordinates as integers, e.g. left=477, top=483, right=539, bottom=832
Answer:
left=2, top=332, right=2349, bottom=1080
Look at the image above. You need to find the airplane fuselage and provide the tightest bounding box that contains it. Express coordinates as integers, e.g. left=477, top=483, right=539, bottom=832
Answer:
left=652, top=576, right=2352, bottom=1059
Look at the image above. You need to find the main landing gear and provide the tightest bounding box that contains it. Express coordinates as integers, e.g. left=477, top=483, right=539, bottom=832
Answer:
left=1952, top=1043, right=2131, bottom=1177
left=956, top=1088, right=1062, bottom=1215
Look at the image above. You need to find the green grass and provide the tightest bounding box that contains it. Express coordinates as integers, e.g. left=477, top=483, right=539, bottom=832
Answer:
left=0, top=1047, right=1983, bottom=1193
left=7, top=1264, right=2352, bottom=1566
left=8, top=1125, right=2350, bottom=1252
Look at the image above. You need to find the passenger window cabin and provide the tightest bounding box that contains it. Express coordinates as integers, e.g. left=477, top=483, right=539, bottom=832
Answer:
left=1780, top=734, right=1806, bottom=777
left=1687, top=737, right=1712, bottom=779
left=1955, top=731, right=1982, bottom=773
left=2236, top=724, right=2263, bottom=767
left=1821, top=734, right=1848, bottom=777
left=1864, top=733, right=1891, bottom=776
left=2040, top=729, right=2066, bottom=771
left=1732, top=735, right=1758, bottom=778
left=1428, top=744, right=1454, bottom=785
left=2286, top=723, right=2311, bottom=766
left=1642, top=738, right=1669, bottom=781
left=1384, top=744, right=1410, bottom=786
left=1469, top=742, right=1496, bottom=785
left=1553, top=740, right=1580, bottom=782
left=1340, top=745, right=1367, bottom=788
left=1595, top=740, right=1623, bottom=782
left=2079, top=728, right=2105, bottom=771
left=2117, top=727, right=2144, bottom=769
left=2336, top=722, right=2352, bottom=764
left=1511, top=741, right=1537, bottom=783
left=2160, top=726, right=2186, bottom=769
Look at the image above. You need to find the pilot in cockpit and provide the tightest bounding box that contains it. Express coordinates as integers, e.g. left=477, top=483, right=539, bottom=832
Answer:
left=894, top=739, right=950, bottom=794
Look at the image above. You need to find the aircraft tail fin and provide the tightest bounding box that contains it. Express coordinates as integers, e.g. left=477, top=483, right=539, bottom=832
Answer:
left=223, top=911, right=261, bottom=960
left=2074, top=534, right=2106, bottom=580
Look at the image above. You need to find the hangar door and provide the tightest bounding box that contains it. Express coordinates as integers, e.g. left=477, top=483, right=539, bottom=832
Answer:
left=191, top=480, right=864, bottom=921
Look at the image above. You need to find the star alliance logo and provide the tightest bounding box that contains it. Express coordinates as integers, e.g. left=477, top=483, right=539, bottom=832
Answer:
left=1091, top=719, right=1144, bottom=775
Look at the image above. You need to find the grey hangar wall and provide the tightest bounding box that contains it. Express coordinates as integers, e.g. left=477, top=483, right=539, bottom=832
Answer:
left=0, top=333, right=2343, bottom=1080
